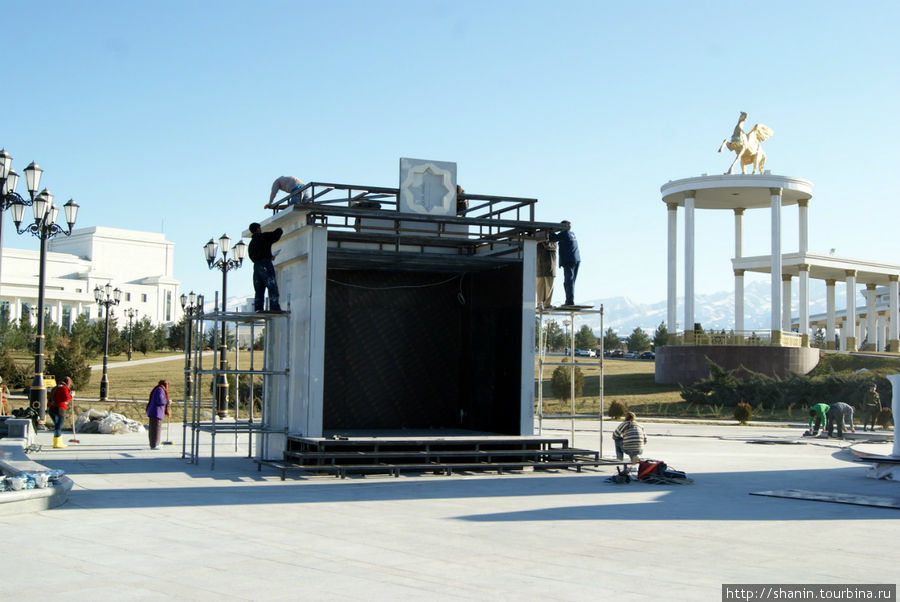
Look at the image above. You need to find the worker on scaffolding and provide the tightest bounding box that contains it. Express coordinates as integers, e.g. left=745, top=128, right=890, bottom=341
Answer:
left=549, top=220, right=580, bottom=307
left=248, top=222, right=284, bottom=313
left=536, top=240, right=557, bottom=309
left=265, top=175, right=308, bottom=209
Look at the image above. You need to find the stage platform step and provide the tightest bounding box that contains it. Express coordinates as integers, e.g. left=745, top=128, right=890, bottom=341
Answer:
left=256, top=434, right=615, bottom=479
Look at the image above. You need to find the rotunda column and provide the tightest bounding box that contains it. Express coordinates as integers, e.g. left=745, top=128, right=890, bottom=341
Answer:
left=684, top=192, right=696, bottom=341
left=889, top=275, right=899, bottom=352
left=865, top=283, right=877, bottom=351
left=798, top=199, right=809, bottom=254
left=798, top=264, right=810, bottom=346
left=770, top=188, right=783, bottom=343
left=734, top=208, right=745, bottom=258
left=825, top=279, right=836, bottom=350
left=734, top=269, right=745, bottom=334
left=845, top=270, right=858, bottom=352
left=667, top=202, right=678, bottom=340
left=782, top=274, right=792, bottom=333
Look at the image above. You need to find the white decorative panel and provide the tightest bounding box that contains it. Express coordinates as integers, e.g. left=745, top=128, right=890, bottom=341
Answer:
left=398, top=158, right=457, bottom=216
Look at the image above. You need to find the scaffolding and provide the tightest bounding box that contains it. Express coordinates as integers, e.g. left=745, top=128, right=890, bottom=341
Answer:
left=182, top=298, right=289, bottom=469
left=536, top=305, right=605, bottom=456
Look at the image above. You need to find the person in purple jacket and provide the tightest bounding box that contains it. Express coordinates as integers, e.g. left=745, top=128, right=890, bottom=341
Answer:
left=146, top=380, right=170, bottom=450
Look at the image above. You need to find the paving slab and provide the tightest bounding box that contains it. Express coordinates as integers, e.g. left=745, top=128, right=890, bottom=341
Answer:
left=0, top=420, right=896, bottom=600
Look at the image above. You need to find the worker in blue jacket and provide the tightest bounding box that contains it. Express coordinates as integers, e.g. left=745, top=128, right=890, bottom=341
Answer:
left=549, top=220, right=580, bottom=307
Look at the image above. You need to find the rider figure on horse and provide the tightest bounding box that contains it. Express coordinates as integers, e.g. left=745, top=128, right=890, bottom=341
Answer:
left=718, top=111, right=773, bottom=174
left=725, top=111, right=748, bottom=152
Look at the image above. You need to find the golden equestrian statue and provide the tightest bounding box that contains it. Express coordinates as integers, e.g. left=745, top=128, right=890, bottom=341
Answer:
left=717, top=112, right=774, bottom=174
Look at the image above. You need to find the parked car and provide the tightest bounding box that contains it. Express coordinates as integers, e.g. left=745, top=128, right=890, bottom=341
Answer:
left=639, top=351, right=656, bottom=360
left=610, top=349, right=624, bottom=358
left=624, top=351, right=639, bottom=359
left=574, top=349, right=596, bottom=357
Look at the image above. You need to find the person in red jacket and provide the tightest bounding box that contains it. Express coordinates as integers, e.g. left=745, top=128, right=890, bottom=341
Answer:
left=0, top=376, right=9, bottom=416
left=49, top=376, right=73, bottom=449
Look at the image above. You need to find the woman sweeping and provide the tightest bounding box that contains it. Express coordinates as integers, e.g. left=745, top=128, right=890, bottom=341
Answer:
left=146, top=380, right=171, bottom=450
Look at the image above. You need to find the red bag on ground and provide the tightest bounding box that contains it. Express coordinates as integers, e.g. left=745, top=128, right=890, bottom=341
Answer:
left=637, top=460, right=666, bottom=481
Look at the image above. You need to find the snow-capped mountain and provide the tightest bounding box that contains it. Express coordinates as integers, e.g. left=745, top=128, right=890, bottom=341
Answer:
left=573, top=280, right=829, bottom=335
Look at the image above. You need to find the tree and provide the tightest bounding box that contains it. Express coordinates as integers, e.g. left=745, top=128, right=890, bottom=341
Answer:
left=152, top=324, right=168, bottom=351
left=652, top=321, right=668, bottom=350
left=43, top=320, right=63, bottom=356
left=0, top=347, right=29, bottom=389
left=70, top=313, right=93, bottom=350
left=8, top=315, right=35, bottom=351
left=86, top=314, right=123, bottom=357
left=575, top=325, right=597, bottom=350
left=603, top=327, right=620, bottom=351
left=205, top=327, right=236, bottom=350
left=813, top=328, right=825, bottom=348
left=550, top=362, right=584, bottom=401
left=47, top=336, right=92, bottom=390
left=106, top=317, right=125, bottom=356
left=132, top=317, right=154, bottom=354
left=626, top=327, right=652, bottom=353
left=544, top=320, right=566, bottom=351
left=168, top=318, right=186, bottom=351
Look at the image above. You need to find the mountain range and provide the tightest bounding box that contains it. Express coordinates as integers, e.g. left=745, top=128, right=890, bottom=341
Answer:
left=576, top=280, right=831, bottom=336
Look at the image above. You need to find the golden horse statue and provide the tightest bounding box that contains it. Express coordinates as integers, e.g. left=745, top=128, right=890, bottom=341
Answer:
left=717, top=112, right=774, bottom=174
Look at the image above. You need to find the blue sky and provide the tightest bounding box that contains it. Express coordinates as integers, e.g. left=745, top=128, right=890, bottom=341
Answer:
left=4, top=1, right=899, bottom=309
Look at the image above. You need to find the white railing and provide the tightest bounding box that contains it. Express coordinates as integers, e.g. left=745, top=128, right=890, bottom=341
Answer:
left=670, top=330, right=803, bottom=348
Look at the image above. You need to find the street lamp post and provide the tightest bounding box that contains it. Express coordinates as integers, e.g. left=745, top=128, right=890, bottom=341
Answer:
left=94, top=283, right=121, bottom=401
left=180, top=291, right=204, bottom=401
left=125, top=308, right=137, bottom=361
left=180, top=291, right=203, bottom=459
left=9, top=163, right=79, bottom=425
left=204, top=234, right=246, bottom=418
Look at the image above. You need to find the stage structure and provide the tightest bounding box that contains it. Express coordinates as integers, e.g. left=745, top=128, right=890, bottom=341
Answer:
left=199, top=158, right=610, bottom=475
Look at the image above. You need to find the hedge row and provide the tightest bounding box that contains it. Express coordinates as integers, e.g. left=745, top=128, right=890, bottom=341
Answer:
left=680, top=361, right=891, bottom=411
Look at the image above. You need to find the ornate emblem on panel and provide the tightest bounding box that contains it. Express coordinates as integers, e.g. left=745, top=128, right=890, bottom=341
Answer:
left=399, top=158, right=457, bottom=216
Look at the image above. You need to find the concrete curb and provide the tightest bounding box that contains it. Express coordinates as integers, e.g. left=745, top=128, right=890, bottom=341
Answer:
left=0, top=438, right=73, bottom=515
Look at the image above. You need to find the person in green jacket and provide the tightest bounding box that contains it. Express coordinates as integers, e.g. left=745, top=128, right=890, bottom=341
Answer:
left=807, top=403, right=829, bottom=436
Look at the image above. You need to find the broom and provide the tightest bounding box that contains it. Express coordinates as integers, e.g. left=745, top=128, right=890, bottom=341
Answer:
left=68, top=404, right=79, bottom=444
left=162, top=407, right=173, bottom=445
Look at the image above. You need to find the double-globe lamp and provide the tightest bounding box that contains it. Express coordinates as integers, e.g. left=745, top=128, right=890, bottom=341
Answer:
left=94, top=283, right=121, bottom=401
left=3, top=156, right=79, bottom=424
left=205, top=234, right=246, bottom=418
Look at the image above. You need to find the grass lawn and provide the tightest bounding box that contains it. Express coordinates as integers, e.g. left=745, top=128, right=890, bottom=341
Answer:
left=10, top=352, right=868, bottom=429
left=7, top=350, right=261, bottom=425
left=536, top=357, right=684, bottom=416
left=534, top=357, right=817, bottom=422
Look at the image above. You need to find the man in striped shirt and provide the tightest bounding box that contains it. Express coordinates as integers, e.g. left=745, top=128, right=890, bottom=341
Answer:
left=612, top=412, right=647, bottom=463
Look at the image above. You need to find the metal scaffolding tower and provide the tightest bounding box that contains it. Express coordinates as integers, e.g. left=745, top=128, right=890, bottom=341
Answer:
left=536, top=305, right=605, bottom=456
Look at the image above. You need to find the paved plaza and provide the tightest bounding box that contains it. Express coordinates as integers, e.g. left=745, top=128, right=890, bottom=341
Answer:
left=2, top=420, right=897, bottom=600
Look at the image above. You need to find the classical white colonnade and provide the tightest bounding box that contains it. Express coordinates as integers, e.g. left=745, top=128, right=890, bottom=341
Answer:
left=661, top=174, right=900, bottom=352
left=662, top=174, right=814, bottom=345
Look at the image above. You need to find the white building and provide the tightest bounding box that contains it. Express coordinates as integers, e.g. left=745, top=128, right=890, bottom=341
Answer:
left=0, top=226, right=181, bottom=329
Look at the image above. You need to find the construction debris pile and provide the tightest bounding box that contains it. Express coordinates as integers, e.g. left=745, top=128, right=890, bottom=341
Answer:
left=75, top=409, right=144, bottom=434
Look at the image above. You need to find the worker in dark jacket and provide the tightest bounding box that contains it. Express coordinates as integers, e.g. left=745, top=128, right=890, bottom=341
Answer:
left=861, top=384, right=882, bottom=431
left=248, top=222, right=283, bottom=312
left=549, top=220, right=580, bottom=307
left=826, top=402, right=856, bottom=439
